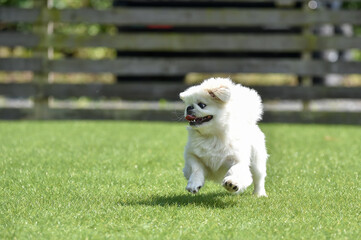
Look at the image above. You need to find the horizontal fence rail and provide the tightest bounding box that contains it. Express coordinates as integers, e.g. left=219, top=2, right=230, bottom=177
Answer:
left=1, top=108, right=360, bottom=124
left=2, top=58, right=361, bottom=75
left=1, top=83, right=361, bottom=101
left=1, top=7, right=361, bottom=26
left=2, top=32, right=361, bottom=52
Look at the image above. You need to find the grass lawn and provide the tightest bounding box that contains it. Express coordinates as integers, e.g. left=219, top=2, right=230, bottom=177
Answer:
left=0, top=121, right=360, bottom=239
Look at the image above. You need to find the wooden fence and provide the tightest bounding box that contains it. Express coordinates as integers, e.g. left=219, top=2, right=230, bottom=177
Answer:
left=0, top=1, right=361, bottom=123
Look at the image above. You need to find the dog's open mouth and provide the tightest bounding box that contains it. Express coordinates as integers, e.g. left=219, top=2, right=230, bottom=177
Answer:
left=185, top=115, right=213, bottom=126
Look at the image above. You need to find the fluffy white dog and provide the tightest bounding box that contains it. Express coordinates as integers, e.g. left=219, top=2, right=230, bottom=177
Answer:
left=179, top=78, right=268, bottom=197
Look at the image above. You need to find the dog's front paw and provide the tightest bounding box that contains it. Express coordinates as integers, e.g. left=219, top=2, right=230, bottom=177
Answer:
left=222, top=177, right=247, bottom=194
left=186, top=182, right=203, bottom=194
left=253, top=189, right=268, bottom=197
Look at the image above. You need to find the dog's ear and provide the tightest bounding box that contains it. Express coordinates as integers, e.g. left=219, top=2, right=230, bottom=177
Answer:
left=207, top=85, right=231, bottom=102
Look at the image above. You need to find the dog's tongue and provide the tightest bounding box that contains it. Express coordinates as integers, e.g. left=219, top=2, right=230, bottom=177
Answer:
left=185, top=115, right=196, bottom=121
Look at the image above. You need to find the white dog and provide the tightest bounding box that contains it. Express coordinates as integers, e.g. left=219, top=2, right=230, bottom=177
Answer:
left=179, top=78, right=268, bottom=197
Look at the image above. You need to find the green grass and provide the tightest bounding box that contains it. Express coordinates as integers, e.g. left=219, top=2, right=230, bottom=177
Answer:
left=0, top=122, right=360, bottom=239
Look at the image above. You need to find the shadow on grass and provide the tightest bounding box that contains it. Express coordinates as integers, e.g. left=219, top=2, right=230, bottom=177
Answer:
left=118, top=192, right=242, bottom=209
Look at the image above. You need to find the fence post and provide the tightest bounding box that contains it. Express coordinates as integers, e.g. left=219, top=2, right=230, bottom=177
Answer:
left=32, top=0, right=49, bottom=119
left=301, top=1, right=313, bottom=111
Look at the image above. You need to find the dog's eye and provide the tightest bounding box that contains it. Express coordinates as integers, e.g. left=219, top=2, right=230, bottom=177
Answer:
left=198, top=102, right=207, bottom=109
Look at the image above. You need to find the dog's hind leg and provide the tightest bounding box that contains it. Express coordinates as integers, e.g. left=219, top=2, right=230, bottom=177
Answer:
left=250, top=138, right=268, bottom=197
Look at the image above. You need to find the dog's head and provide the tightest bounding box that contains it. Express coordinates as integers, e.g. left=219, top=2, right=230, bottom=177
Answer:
left=179, top=78, right=233, bottom=131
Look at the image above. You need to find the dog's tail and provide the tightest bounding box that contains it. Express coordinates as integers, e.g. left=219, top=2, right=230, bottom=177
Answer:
left=234, top=85, right=264, bottom=124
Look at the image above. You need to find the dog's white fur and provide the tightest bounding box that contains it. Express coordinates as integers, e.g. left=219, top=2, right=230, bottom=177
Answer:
left=180, top=78, right=268, bottom=197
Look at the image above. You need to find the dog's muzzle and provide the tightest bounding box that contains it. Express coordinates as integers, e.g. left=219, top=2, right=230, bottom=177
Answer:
left=185, top=115, right=213, bottom=126
left=186, top=105, right=194, bottom=115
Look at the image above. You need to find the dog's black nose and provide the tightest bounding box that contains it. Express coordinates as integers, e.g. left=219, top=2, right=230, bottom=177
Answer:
left=186, top=105, right=194, bottom=115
